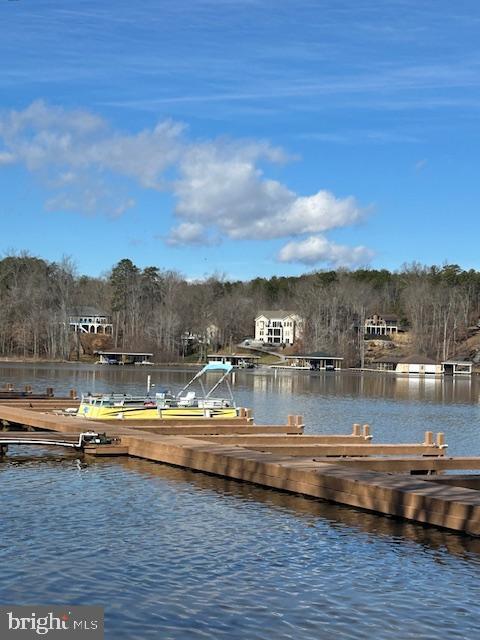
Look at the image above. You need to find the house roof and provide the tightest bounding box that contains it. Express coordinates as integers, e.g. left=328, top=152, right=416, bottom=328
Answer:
left=208, top=353, right=261, bottom=359
left=95, top=351, right=153, bottom=356
left=398, top=354, right=437, bottom=365
left=255, top=310, right=298, bottom=320
left=285, top=351, right=343, bottom=360
left=71, top=306, right=109, bottom=317
left=373, top=356, right=402, bottom=364
left=366, top=313, right=399, bottom=321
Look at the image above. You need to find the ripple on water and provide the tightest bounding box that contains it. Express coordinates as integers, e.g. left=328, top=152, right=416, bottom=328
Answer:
left=1, top=455, right=480, bottom=639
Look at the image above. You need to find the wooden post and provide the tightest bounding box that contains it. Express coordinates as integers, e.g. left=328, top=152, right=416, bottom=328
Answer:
left=46, top=387, right=54, bottom=397
left=288, top=415, right=295, bottom=427
left=239, top=407, right=246, bottom=418
left=362, top=424, right=371, bottom=439
left=69, top=388, right=77, bottom=399
left=246, top=409, right=253, bottom=421
left=352, top=423, right=361, bottom=436
left=6, top=383, right=13, bottom=392
left=24, top=385, right=32, bottom=393
left=295, top=415, right=304, bottom=428
left=436, top=432, right=446, bottom=448
left=424, top=431, right=433, bottom=446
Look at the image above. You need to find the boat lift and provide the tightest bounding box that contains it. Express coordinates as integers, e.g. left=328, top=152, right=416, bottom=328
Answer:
left=0, top=431, right=111, bottom=455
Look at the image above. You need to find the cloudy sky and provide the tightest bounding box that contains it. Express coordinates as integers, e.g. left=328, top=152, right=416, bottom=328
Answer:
left=1, top=0, right=479, bottom=279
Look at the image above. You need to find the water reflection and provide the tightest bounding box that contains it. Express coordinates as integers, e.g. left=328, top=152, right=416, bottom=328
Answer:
left=252, top=369, right=477, bottom=405
left=0, top=363, right=478, bottom=405
left=2, top=448, right=480, bottom=638
left=110, top=455, right=480, bottom=559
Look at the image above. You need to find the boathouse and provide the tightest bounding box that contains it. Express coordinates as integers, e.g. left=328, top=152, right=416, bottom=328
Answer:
left=95, top=350, right=154, bottom=365
left=208, top=353, right=261, bottom=368
left=395, top=355, right=441, bottom=376
left=441, top=360, right=473, bottom=376
left=369, top=356, right=401, bottom=371
left=284, top=352, right=343, bottom=371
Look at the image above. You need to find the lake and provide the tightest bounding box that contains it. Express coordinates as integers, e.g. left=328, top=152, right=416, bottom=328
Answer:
left=1, top=363, right=480, bottom=639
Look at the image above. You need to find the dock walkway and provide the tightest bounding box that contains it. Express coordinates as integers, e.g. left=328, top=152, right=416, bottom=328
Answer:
left=2, top=402, right=480, bottom=536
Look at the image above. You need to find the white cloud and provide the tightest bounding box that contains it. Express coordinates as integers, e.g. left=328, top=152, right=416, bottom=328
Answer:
left=278, top=235, right=374, bottom=267
left=0, top=101, right=372, bottom=263
left=174, top=143, right=364, bottom=240
left=166, top=222, right=213, bottom=246
left=0, top=151, right=15, bottom=165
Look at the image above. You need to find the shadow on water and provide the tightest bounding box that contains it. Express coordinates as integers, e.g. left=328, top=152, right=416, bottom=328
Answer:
left=7, top=448, right=478, bottom=559
left=110, top=456, right=480, bottom=558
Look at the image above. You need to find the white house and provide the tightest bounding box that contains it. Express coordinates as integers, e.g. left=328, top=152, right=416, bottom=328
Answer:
left=365, top=313, right=400, bottom=335
left=255, top=310, right=302, bottom=345
left=69, top=308, right=113, bottom=335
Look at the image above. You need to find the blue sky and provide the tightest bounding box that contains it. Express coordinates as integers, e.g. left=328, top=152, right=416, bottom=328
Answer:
left=1, top=0, right=480, bottom=279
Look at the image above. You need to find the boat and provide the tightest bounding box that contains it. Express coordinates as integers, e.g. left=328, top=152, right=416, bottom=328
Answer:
left=76, top=362, right=238, bottom=420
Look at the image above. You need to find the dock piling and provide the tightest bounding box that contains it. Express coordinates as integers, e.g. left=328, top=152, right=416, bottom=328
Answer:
left=436, top=432, right=446, bottom=449
left=424, top=431, right=434, bottom=446
left=362, top=424, right=372, bottom=440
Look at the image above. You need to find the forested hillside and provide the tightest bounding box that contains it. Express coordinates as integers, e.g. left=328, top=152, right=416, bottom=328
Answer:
left=1, top=253, right=479, bottom=364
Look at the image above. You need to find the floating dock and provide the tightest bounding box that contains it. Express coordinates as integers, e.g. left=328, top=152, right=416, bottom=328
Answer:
left=2, top=400, right=480, bottom=536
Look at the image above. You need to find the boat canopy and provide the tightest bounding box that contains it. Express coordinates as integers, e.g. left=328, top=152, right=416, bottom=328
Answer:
left=199, top=363, right=234, bottom=374
left=176, top=362, right=235, bottom=402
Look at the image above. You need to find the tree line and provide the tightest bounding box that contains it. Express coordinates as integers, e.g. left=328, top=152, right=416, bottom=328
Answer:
left=0, top=254, right=479, bottom=364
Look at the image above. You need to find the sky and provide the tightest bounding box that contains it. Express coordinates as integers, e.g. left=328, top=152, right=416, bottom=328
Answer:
left=1, top=0, right=480, bottom=280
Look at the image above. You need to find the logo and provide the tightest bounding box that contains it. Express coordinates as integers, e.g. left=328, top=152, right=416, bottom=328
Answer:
left=0, top=606, right=104, bottom=638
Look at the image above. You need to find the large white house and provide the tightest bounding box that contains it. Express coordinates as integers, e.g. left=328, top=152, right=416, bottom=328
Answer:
left=255, top=310, right=302, bottom=345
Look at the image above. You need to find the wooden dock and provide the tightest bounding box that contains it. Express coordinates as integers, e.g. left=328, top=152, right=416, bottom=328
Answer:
left=2, top=400, right=480, bottom=536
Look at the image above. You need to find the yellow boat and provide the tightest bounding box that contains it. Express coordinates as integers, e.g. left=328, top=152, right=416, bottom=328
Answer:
left=77, top=363, right=238, bottom=420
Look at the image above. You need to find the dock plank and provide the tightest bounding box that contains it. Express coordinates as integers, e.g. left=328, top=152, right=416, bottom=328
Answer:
left=4, top=403, right=480, bottom=535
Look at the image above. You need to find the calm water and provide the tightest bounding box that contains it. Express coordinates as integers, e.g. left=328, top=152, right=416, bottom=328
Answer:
left=1, top=363, right=480, bottom=639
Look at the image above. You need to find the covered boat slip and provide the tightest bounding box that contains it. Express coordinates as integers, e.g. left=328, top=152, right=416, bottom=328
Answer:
left=95, top=350, right=154, bottom=365
left=4, top=400, right=480, bottom=536
left=279, top=352, right=344, bottom=371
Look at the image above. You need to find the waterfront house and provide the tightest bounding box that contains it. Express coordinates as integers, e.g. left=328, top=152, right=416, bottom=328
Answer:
left=255, top=311, right=302, bottom=345
left=181, top=324, right=220, bottom=351
left=365, top=313, right=400, bottom=336
left=284, top=351, right=343, bottom=371
left=69, top=307, right=113, bottom=335
left=395, top=355, right=441, bottom=376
